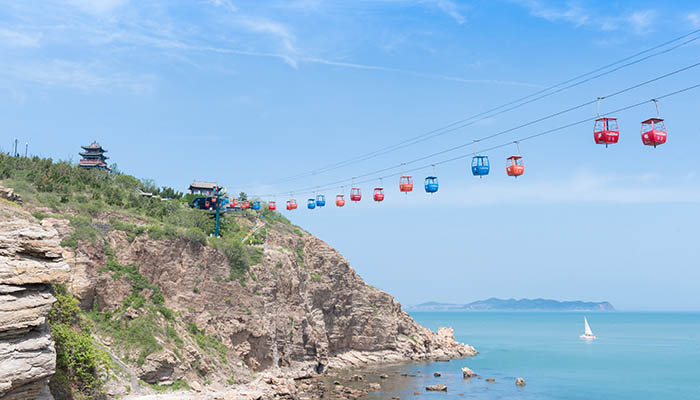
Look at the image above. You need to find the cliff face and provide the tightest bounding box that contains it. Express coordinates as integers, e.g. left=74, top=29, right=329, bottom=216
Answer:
left=55, top=213, right=475, bottom=394
left=0, top=203, right=70, bottom=399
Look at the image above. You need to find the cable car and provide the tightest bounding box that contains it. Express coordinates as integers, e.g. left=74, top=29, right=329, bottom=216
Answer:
left=424, top=176, right=438, bottom=193
left=399, top=176, right=413, bottom=193
left=350, top=187, right=362, bottom=202
left=268, top=201, right=276, bottom=210
left=506, top=156, right=524, bottom=177
left=241, top=200, right=250, bottom=209
left=252, top=200, right=261, bottom=210
left=641, top=118, right=666, bottom=147
left=336, top=194, right=345, bottom=207
left=307, top=199, right=316, bottom=209
left=593, top=117, right=619, bottom=146
left=373, top=187, right=384, bottom=202
left=472, top=155, right=490, bottom=177
left=316, top=194, right=326, bottom=207
left=286, top=199, right=298, bottom=210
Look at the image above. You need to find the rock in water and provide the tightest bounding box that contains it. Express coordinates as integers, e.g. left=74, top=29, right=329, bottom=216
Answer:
left=516, top=377, right=526, bottom=386
left=368, top=383, right=381, bottom=391
left=462, top=367, right=477, bottom=378
left=426, top=384, right=447, bottom=392
left=434, top=372, right=441, bottom=377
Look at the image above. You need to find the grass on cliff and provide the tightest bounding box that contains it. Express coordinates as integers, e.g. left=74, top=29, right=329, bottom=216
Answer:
left=49, top=284, right=112, bottom=400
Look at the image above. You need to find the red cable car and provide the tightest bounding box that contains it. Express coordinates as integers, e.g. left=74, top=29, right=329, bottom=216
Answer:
left=506, top=156, right=524, bottom=177
left=373, top=187, right=384, bottom=202
left=241, top=200, right=250, bottom=209
left=593, top=117, right=619, bottom=146
left=231, top=199, right=239, bottom=208
left=268, top=201, right=277, bottom=210
left=641, top=118, right=667, bottom=147
left=336, top=194, right=345, bottom=207
left=350, top=187, right=362, bottom=202
left=399, top=176, right=413, bottom=193
left=286, top=199, right=298, bottom=210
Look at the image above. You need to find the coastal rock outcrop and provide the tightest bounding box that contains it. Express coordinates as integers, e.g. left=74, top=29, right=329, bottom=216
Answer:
left=0, top=206, right=70, bottom=399
left=426, top=384, right=447, bottom=392
left=462, top=367, right=477, bottom=378
left=516, top=377, right=526, bottom=386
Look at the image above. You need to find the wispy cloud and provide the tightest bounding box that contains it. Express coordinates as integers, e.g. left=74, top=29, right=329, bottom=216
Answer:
left=511, top=0, right=658, bottom=35
left=0, top=59, right=154, bottom=93
left=0, top=28, right=41, bottom=47
left=65, top=0, right=129, bottom=15
left=431, top=0, right=466, bottom=24
left=687, top=12, right=700, bottom=28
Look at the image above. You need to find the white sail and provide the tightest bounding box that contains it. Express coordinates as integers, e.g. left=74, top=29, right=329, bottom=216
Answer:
left=584, top=317, right=593, bottom=336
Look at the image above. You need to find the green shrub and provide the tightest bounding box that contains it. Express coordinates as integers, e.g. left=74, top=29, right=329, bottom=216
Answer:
left=60, top=215, right=100, bottom=249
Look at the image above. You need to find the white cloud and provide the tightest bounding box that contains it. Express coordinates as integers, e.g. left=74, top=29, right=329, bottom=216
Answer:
left=0, top=28, right=41, bottom=47
left=0, top=59, right=154, bottom=93
left=511, top=0, right=658, bottom=35
left=687, top=12, right=700, bottom=28
left=66, top=0, right=129, bottom=15
left=432, top=0, right=466, bottom=24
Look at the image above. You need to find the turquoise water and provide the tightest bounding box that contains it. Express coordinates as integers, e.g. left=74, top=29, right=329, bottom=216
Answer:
left=368, top=312, right=700, bottom=399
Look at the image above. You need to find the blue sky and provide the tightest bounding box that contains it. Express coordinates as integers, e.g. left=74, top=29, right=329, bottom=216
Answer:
left=2, top=0, right=700, bottom=310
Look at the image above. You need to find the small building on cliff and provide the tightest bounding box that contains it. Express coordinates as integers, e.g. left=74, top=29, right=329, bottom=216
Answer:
left=78, top=141, right=111, bottom=171
left=188, top=181, right=218, bottom=196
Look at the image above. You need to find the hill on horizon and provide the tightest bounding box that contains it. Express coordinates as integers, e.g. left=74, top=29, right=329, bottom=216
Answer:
left=408, top=297, right=615, bottom=312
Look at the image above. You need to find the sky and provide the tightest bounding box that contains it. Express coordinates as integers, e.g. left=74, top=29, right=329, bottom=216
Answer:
left=2, top=0, right=700, bottom=311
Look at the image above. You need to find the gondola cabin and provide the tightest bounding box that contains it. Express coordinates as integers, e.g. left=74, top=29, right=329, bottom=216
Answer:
left=307, top=199, right=316, bottom=209
left=241, top=200, right=250, bottom=209
left=252, top=201, right=261, bottom=210
left=350, top=187, right=362, bottom=202
left=286, top=199, right=298, bottom=210
left=399, top=176, right=413, bottom=193
left=506, top=156, right=524, bottom=177
left=641, top=118, right=667, bottom=147
left=373, top=187, right=384, bottom=202
left=472, top=155, right=490, bottom=177
left=593, top=117, right=619, bottom=146
left=424, top=176, right=439, bottom=193
left=336, top=194, right=346, bottom=207
left=268, top=201, right=277, bottom=210
left=231, top=198, right=239, bottom=208
left=316, top=194, right=326, bottom=207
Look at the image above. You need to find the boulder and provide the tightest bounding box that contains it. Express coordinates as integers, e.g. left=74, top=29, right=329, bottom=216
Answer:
left=433, top=372, right=441, bottom=377
left=426, top=384, right=447, bottom=392
left=368, top=383, right=381, bottom=391
left=462, top=367, right=477, bottom=378
left=516, top=377, right=526, bottom=386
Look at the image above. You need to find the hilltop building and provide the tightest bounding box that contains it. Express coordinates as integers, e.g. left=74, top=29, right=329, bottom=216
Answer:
left=188, top=181, right=218, bottom=196
left=79, top=141, right=110, bottom=171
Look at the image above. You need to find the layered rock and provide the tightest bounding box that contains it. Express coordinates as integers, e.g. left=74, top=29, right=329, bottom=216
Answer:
left=0, top=208, right=70, bottom=399
left=62, top=215, right=475, bottom=388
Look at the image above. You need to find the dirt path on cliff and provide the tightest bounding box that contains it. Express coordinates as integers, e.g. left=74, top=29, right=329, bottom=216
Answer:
left=94, top=342, right=141, bottom=395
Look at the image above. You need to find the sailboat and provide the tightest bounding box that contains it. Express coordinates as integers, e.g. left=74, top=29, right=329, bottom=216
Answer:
left=580, top=316, right=596, bottom=340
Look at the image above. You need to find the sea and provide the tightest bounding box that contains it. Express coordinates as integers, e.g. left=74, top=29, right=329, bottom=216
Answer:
left=364, top=312, right=700, bottom=399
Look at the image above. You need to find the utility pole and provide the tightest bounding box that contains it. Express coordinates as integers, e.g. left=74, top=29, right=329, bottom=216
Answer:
left=13, top=138, right=18, bottom=157
left=24, top=142, right=28, bottom=157
left=213, top=186, right=223, bottom=237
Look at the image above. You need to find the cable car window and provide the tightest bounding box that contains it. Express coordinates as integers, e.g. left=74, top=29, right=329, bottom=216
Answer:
left=654, top=121, right=666, bottom=131
left=607, top=119, right=619, bottom=131
left=594, top=120, right=604, bottom=132
left=642, top=123, right=653, bottom=133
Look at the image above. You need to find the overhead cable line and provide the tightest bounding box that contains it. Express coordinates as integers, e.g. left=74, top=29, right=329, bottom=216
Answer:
left=251, top=29, right=700, bottom=188
left=255, top=63, right=700, bottom=197
left=278, top=82, right=700, bottom=196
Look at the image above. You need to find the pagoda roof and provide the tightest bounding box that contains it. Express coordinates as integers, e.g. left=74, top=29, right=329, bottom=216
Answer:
left=81, top=141, right=108, bottom=152
left=80, top=151, right=109, bottom=159
left=189, top=181, right=218, bottom=189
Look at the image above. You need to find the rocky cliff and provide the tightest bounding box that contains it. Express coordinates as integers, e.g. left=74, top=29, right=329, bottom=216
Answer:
left=0, top=200, right=70, bottom=399
left=1, top=189, right=475, bottom=399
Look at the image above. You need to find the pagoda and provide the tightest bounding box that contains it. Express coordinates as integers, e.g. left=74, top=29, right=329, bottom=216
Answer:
left=79, top=141, right=111, bottom=171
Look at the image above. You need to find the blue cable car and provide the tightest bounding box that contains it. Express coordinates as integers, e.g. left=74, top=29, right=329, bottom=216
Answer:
left=252, top=200, right=261, bottom=210
left=471, top=155, right=490, bottom=177
left=316, top=194, right=326, bottom=207
left=307, top=199, right=316, bottom=209
left=424, top=176, right=439, bottom=193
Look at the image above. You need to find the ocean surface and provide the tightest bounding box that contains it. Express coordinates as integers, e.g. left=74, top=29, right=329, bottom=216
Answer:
left=365, top=312, right=700, bottom=399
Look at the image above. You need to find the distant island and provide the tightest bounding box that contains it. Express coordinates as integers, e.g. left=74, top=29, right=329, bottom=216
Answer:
left=408, top=298, right=615, bottom=312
